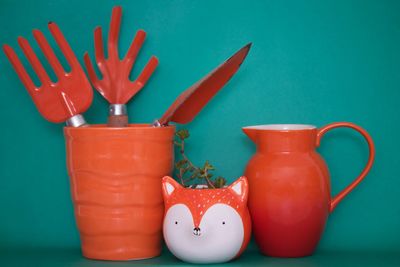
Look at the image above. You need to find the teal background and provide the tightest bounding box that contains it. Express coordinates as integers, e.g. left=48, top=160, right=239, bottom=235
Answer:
left=0, top=0, right=399, bottom=264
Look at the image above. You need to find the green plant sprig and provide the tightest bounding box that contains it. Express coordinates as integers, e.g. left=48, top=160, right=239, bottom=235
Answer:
left=174, top=129, right=227, bottom=189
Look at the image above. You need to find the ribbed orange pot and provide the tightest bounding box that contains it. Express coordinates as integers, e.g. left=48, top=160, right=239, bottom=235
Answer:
left=64, top=124, right=175, bottom=261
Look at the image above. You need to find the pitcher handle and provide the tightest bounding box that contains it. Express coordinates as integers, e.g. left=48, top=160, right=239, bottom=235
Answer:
left=316, top=122, right=375, bottom=212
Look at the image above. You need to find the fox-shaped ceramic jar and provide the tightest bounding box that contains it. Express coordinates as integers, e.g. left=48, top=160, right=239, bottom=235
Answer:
left=162, top=176, right=251, bottom=264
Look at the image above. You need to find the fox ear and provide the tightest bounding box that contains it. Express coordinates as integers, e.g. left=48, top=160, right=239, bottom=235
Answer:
left=229, top=176, right=249, bottom=203
left=162, top=176, right=183, bottom=200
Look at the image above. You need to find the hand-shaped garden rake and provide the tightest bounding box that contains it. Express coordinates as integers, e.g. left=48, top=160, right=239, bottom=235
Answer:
left=3, top=22, right=93, bottom=127
left=84, top=6, right=158, bottom=127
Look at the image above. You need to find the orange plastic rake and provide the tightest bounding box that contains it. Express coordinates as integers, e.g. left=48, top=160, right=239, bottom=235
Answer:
left=3, top=22, right=93, bottom=127
left=84, top=6, right=158, bottom=127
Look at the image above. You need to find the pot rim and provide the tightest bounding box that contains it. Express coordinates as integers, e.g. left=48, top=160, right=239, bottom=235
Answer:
left=64, top=123, right=175, bottom=131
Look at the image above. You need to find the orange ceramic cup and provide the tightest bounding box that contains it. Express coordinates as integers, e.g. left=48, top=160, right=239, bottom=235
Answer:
left=64, top=124, right=175, bottom=260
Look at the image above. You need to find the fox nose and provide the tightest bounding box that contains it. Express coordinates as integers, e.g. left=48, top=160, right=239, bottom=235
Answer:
left=193, top=227, right=201, bottom=236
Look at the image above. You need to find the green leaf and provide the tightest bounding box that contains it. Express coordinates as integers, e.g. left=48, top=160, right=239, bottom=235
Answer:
left=176, top=129, right=190, bottom=139
left=203, top=161, right=215, bottom=170
left=214, top=177, right=227, bottom=188
left=173, top=128, right=228, bottom=189
left=175, top=159, right=188, bottom=168
left=174, top=141, right=182, bottom=147
left=190, top=169, right=200, bottom=178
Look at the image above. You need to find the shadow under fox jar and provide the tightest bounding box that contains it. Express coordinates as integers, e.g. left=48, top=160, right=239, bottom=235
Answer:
left=162, top=176, right=251, bottom=264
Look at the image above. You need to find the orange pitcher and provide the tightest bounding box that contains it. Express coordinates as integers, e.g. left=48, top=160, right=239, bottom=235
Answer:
left=242, top=123, right=375, bottom=257
left=64, top=124, right=175, bottom=260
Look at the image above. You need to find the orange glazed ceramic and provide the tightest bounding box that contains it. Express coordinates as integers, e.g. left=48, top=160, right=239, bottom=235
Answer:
left=64, top=124, right=175, bottom=260
left=243, top=123, right=375, bottom=258
left=161, top=176, right=251, bottom=264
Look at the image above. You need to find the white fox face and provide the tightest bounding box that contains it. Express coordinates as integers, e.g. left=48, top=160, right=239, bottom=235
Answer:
left=162, top=176, right=250, bottom=264
left=163, top=203, right=244, bottom=264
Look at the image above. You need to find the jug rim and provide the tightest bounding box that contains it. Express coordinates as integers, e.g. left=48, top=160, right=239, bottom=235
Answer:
left=242, top=124, right=316, bottom=131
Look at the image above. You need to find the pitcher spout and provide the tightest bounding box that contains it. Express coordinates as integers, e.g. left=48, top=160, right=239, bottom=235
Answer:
left=242, top=127, right=258, bottom=143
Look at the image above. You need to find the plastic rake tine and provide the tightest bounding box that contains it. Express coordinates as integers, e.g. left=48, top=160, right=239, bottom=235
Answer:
left=3, top=22, right=93, bottom=126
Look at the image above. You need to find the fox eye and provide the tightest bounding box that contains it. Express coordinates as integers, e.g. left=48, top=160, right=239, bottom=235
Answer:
left=222, top=221, right=226, bottom=225
left=175, top=221, right=178, bottom=225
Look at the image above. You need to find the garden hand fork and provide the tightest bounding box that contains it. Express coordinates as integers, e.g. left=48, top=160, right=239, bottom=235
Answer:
left=3, top=22, right=93, bottom=127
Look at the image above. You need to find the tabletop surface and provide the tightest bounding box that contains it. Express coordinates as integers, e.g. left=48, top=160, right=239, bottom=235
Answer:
left=1, top=246, right=399, bottom=267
